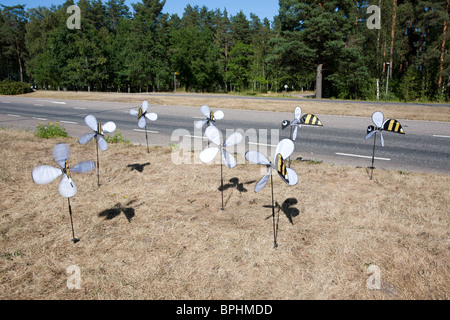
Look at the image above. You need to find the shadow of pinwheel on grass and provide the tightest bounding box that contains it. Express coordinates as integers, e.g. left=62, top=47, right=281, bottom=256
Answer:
left=263, top=198, right=299, bottom=225
left=218, top=177, right=257, bottom=208
left=98, top=200, right=136, bottom=222
left=127, top=162, right=150, bottom=173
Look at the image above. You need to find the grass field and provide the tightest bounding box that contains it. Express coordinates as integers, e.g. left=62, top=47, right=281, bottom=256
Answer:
left=0, top=129, right=448, bottom=299
left=18, top=90, right=450, bottom=122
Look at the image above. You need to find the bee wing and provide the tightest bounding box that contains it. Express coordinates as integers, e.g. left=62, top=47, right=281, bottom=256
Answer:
left=294, top=106, right=302, bottom=121
left=32, top=165, right=62, bottom=185
left=372, top=111, right=384, bottom=128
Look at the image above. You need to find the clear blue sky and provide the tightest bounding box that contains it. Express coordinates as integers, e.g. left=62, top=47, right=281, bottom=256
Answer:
left=0, top=0, right=279, bottom=20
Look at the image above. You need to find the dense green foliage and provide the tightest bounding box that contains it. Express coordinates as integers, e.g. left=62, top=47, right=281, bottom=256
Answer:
left=35, top=121, right=69, bottom=138
left=0, top=0, right=449, bottom=101
left=0, top=79, right=32, bottom=94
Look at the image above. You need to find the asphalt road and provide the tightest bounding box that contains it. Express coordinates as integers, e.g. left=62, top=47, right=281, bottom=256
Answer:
left=1, top=95, right=449, bottom=175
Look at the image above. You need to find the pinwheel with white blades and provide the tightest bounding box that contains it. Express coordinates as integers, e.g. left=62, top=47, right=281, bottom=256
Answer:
left=32, top=143, right=95, bottom=243
left=200, top=125, right=243, bottom=210
left=364, top=111, right=405, bottom=179
left=130, top=101, right=158, bottom=152
left=195, top=105, right=224, bottom=129
left=78, top=114, right=116, bottom=186
left=245, top=139, right=298, bottom=248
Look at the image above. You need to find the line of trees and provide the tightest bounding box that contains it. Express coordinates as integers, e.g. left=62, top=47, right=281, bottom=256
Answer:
left=0, top=0, right=449, bottom=101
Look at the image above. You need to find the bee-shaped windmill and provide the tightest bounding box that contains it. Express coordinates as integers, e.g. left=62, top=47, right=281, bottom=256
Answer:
left=365, top=111, right=405, bottom=179
left=195, top=105, right=224, bottom=129
left=32, top=143, right=95, bottom=243
left=130, top=101, right=158, bottom=153
left=245, top=139, right=298, bottom=248
left=281, top=106, right=323, bottom=165
left=200, top=125, right=243, bottom=210
left=78, top=115, right=116, bottom=186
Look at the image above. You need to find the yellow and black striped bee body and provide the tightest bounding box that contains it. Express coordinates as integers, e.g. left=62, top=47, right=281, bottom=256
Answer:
left=97, top=122, right=103, bottom=136
left=383, top=119, right=405, bottom=134
left=210, top=111, right=215, bottom=122
left=63, top=160, right=73, bottom=187
left=276, top=153, right=289, bottom=183
left=138, top=107, right=143, bottom=119
left=300, top=114, right=323, bottom=126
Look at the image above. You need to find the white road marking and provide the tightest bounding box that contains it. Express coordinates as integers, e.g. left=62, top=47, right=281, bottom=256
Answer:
left=248, top=142, right=277, bottom=148
left=133, top=129, right=159, bottom=134
left=60, top=120, right=77, bottom=124
left=336, top=152, right=391, bottom=161
left=432, top=135, right=450, bottom=138
left=7, top=114, right=21, bottom=117
left=37, top=99, right=66, bottom=104
left=34, top=104, right=44, bottom=106
left=33, top=117, right=48, bottom=121
left=73, top=107, right=86, bottom=110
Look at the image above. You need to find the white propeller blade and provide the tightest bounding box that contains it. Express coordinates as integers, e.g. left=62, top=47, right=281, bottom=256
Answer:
left=365, top=130, right=376, bottom=140
left=204, top=125, right=221, bottom=146
left=380, top=131, right=385, bottom=147
left=195, top=119, right=207, bottom=129
left=200, top=105, right=211, bottom=118
left=285, top=168, right=299, bottom=186
left=214, top=110, right=224, bottom=120
left=130, top=109, right=139, bottom=116
left=292, top=126, right=298, bottom=141
left=223, top=132, right=242, bottom=147
left=84, top=115, right=98, bottom=131
left=200, top=147, right=219, bottom=164
left=145, top=112, right=158, bottom=121
left=78, top=133, right=96, bottom=145
left=245, top=150, right=271, bottom=166
left=71, top=161, right=95, bottom=173
left=221, top=149, right=237, bottom=168
left=142, top=101, right=148, bottom=113
left=53, top=143, right=70, bottom=168
left=32, top=165, right=62, bottom=185
left=138, top=117, right=146, bottom=128
left=58, top=174, right=77, bottom=198
left=254, top=170, right=271, bottom=193
left=97, top=136, right=108, bottom=151
left=102, top=121, right=116, bottom=133
left=274, top=139, right=295, bottom=161
left=372, top=111, right=384, bottom=128
left=294, top=106, right=301, bottom=121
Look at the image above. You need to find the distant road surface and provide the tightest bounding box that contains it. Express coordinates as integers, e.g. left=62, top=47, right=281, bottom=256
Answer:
left=1, top=95, right=449, bottom=175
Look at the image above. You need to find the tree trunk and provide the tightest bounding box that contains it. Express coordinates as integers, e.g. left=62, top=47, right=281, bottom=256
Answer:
left=389, top=0, right=397, bottom=81
left=316, top=63, right=323, bottom=99
left=438, top=0, right=449, bottom=96
left=15, top=41, right=23, bottom=82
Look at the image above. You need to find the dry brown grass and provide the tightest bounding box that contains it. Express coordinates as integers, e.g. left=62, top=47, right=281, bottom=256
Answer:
left=0, top=129, right=449, bottom=300
left=18, top=90, right=450, bottom=122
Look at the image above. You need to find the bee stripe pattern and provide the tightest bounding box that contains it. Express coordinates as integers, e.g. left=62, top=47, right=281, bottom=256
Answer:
left=138, top=108, right=143, bottom=119
left=301, top=114, right=323, bottom=126
left=210, top=111, right=215, bottom=121
left=384, top=119, right=404, bottom=134
left=277, top=154, right=287, bottom=180
left=97, top=122, right=103, bottom=135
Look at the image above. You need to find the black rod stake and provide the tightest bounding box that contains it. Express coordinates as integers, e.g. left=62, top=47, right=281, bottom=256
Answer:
left=270, top=173, right=278, bottom=248
left=145, top=125, right=149, bottom=153
left=220, top=153, right=224, bottom=210
left=370, top=132, right=377, bottom=180
left=67, top=198, right=78, bottom=243
left=96, top=135, right=100, bottom=187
